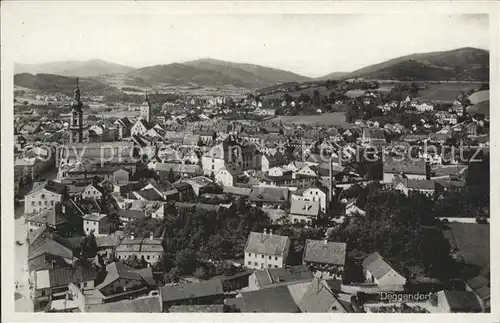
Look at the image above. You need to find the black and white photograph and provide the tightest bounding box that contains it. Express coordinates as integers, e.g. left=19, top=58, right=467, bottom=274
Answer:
left=1, top=1, right=497, bottom=319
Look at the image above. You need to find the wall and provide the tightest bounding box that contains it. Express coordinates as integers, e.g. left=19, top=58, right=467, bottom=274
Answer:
left=245, top=252, right=284, bottom=270
left=25, top=189, right=62, bottom=214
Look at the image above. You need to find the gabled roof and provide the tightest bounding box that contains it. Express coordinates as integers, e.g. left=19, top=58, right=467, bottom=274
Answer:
left=244, top=232, right=290, bottom=257
left=237, top=285, right=300, bottom=313
left=362, top=252, right=401, bottom=280
left=298, top=278, right=347, bottom=313
left=290, top=200, right=320, bottom=217
left=161, top=279, right=224, bottom=302
left=303, top=240, right=347, bottom=266
left=28, top=180, right=67, bottom=196
left=439, top=290, right=482, bottom=312
left=383, top=158, right=427, bottom=175
left=249, top=186, right=289, bottom=203
left=26, top=207, right=67, bottom=226
left=36, top=265, right=98, bottom=289
left=135, top=188, right=165, bottom=201
left=403, top=179, right=436, bottom=190
left=96, top=262, right=150, bottom=290
left=254, top=265, right=313, bottom=288
left=88, top=295, right=162, bottom=313
left=117, top=209, right=147, bottom=220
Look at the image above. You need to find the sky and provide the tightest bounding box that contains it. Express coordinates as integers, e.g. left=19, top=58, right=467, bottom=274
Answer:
left=3, top=7, right=489, bottom=77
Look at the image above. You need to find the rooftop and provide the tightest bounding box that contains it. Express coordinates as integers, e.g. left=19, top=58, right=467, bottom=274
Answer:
left=303, top=240, right=347, bottom=266
left=244, top=231, right=290, bottom=257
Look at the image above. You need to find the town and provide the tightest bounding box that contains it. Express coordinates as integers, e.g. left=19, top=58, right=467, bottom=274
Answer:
left=13, top=63, right=490, bottom=313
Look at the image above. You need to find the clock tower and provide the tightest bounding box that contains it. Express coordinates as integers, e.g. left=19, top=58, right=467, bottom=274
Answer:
left=69, top=78, right=84, bottom=143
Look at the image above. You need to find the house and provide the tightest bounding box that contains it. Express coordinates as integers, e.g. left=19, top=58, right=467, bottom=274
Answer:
left=436, top=290, right=483, bottom=313
left=362, top=128, right=386, bottom=146
left=289, top=199, right=320, bottom=225
left=86, top=295, right=162, bottom=313
left=383, top=158, right=428, bottom=183
left=466, top=123, right=478, bottom=136
left=247, top=265, right=313, bottom=291
left=249, top=186, right=289, bottom=208
left=465, top=267, right=490, bottom=312
left=34, top=265, right=98, bottom=311
left=25, top=205, right=68, bottom=233
left=115, top=233, right=163, bottom=266
left=415, top=102, right=434, bottom=112
left=86, top=262, right=155, bottom=304
left=261, top=154, right=282, bottom=173
left=223, top=185, right=252, bottom=197
left=131, top=119, right=154, bottom=136
left=362, top=252, right=406, bottom=291
left=160, top=280, right=224, bottom=310
left=435, top=180, right=466, bottom=197
left=25, top=181, right=67, bottom=214
left=215, top=163, right=244, bottom=187
left=81, top=183, right=105, bottom=199
left=302, top=240, right=346, bottom=280
left=83, top=213, right=111, bottom=236
left=394, top=178, right=435, bottom=197
left=181, top=176, right=221, bottom=197
left=227, top=285, right=300, bottom=313
left=139, top=178, right=179, bottom=200
left=117, top=209, right=147, bottom=224
left=298, top=277, right=352, bottom=313
left=149, top=162, right=202, bottom=177
left=244, top=230, right=291, bottom=270
left=292, top=186, right=328, bottom=213
left=201, top=138, right=261, bottom=175
left=344, top=198, right=366, bottom=217
left=114, top=117, right=132, bottom=139
left=27, top=230, right=80, bottom=272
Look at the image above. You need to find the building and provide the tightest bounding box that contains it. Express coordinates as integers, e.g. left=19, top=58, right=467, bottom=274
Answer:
left=160, top=280, right=224, bottom=310
left=394, top=178, right=436, bottom=197
left=362, top=252, right=406, bottom=291
left=25, top=181, right=67, bottom=214
left=302, top=240, right=346, bottom=280
left=244, top=230, right=291, bottom=270
left=25, top=205, right=68, bottom=233
left=383, top=158, right=428, bottom=183
left=292, top=186, right=328, bottom=213
left=115, top=233, right=163, bottom=266
left=140, top=93, right=151, bottom=122
left=131, top=119, right=154, bottom=136
left=247, top=265, right=313, bottom=291
left=215, top=163, right=244, bottom=187
left=34, top=266, right=98, bottom=311
left=114, top=117, right=132, bottom=139
left=81, top=183, right=105, bottom=199
left=82, top=213, right=110, bottom=236
left=436, top=290, right=483, bottom=313
left=201, top=137, right=261, bottom=175
left=289, top=199, right=320, bottom=225
left=227, top=285, right=300, bottom=313
left=248, top=186, right=290, bottom=209
left=298, top=278, right=352, bottom=313
left=68, top=78, right=88, bottom=143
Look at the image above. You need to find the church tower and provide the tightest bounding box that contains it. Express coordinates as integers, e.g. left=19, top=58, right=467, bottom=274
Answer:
left=69, top=78, right=84, bottom=143
left=140, top=91, right=150, bottom=122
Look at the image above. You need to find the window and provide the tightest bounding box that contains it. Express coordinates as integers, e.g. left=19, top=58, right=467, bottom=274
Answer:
left=248, top=253, right=251, bottom=257
left=51, top=201, right=54, bottom=205
left=38, top=201, right=41, bottom=205
left=269, top=256, right=272, bottom=260
left=275, top=265, right=278, bottom=268
left=254, top=262, right=258, bottom=266
left=147, top=255, right=150, bottom=260
left=31, top=201, right=35, bottom=205
left=261, top=263, right=264, bottom=269
left=275, top=257, right=278, bottom=260
left=248, top=261, right=251, bottom=265
left=44, top=201, right=48, bottom=205
left=261, top=255, right=264, bottom=259
left=268, top=264, right=272, bottom=268
left=83, top=282, right=87, bottom=288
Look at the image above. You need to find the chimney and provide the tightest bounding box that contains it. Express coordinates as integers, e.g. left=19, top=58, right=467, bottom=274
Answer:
left=269, top=229, right=273, bottom=236
left=263, top=229, right=268, bottom=235
left=150, top=232, right=154, bottom=240
left=328, top=158, right=333, bottom=209
left=324, top=239, right=328, bottom=245
left=130, top=233, right=134, bottom=240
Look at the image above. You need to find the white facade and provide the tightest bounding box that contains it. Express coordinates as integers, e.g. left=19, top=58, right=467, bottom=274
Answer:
left=215, top=168, right=235, bottom=187
left=25, top=188, right=62, bottom=214
left=131, top=120, right=148, bottom=136
left=82, top=184, right=103, bottom=199
left=245, top=252, right=286, bottom=270
left=201, top=156, right=226, bottom=176
left=83, top=214, right=108, bottom=236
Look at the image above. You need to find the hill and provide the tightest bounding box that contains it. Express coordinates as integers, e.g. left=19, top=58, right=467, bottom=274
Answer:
left=15, top=59, right=135, bottom=78
left=341, top=47, right=489, bottom=81
left=315, top=71, right=349, bottom=81
left=14, top=73, right=119, bottom=95
left=128, top=59, right=310, bottom=89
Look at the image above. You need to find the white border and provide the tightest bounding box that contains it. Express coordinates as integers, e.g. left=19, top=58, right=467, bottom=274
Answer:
left=2, top=1, right=499, bottom=322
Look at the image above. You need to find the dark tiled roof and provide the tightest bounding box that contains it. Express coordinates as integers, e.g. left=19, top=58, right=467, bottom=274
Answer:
left=254, top=265, right=313, bottom=287
left=168, top=305, right=224, bottom=313
left=383, top=158, right=427, bottom=175
left=249, top=186, right=289, bottom=203
left=135, top=188, right=164, bottom=201
left=118, top=209, right=147, bottom=220
left=238, top=285, right=300, bottom=313
left=88, top=296, right=161, bottom=313
left=303, top=240, right=347, bottom=266
left=160, top=280, right=224, bottom=302
left=441, top=290, right=482, bottom=312
left=48, top=265, right=98, bottom=287
left=298, top=278, right=345, bottom=313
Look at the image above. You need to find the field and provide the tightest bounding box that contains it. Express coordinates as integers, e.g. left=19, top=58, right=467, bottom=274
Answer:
left=445, top=223, right=490, bottom=268
left=272, top=112, right=348, bottom=126
left=416, top=82, right=483, bottom=102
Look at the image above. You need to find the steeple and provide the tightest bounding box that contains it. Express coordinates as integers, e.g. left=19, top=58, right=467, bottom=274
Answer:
left=71, top=77, right=83, bottom=111
left=69, top=77, right=84, bottom=143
